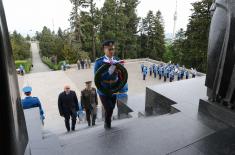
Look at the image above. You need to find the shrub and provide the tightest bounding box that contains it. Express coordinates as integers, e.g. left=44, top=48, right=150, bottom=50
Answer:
left=15, top=60, right=32, bottom=73
left=41, top=56, right=68, bottom=70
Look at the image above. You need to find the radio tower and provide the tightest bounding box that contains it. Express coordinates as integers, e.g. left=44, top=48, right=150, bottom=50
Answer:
left=173, top=0, right=178, bottom=39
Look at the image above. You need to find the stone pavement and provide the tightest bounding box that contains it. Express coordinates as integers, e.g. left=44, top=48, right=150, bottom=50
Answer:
left=19, top=62, right=166, bottom=134
left=17, top=40, right=199, bottom=137
left=22, top=71, right=80, bottom=133
left=66, top=61, right=172, bottom=96
left=19, top=60, right=197, bottom=134
left=30, top=42, right=51, bottom=73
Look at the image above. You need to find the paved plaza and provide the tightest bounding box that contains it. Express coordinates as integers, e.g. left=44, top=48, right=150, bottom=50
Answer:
left=19, top=61, right=173, bottom=133
left=17, top=43, right=213, bottom=155
left=18, top=42, right=195, bottom=134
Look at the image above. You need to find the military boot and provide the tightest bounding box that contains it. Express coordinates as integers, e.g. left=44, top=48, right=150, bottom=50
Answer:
left=92, top=114, right=97, bottom=126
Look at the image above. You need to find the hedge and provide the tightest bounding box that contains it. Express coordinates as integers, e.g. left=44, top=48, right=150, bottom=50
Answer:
left=15, top=60, right=32, bottom=73
left=41, top=56, right=67, bottom=70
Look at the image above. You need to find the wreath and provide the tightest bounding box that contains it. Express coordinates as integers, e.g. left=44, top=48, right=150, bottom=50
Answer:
left=95, top=63, right=128, bottom=96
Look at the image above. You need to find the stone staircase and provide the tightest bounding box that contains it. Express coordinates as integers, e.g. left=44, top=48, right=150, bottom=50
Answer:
left=55, top=112, right=213, bottom=155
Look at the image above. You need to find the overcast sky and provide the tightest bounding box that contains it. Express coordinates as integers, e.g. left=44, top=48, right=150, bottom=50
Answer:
left=2, top=0, right=197, bottom=36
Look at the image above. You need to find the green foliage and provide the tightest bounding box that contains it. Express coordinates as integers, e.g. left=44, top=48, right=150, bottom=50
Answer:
left=26, top=35, right=31, bottom=41
left=171, top=28, right=186, bottom=65
left=38, top=26, right=57, bottom=57
left=99, top=0, right=139, bottom=59
left=37, top=26, right=90, bottom=67
left=36, top=0, right=211, bottom=71
left=169, top=0, right=213, bottom=72
left=138, top=10, right=165, bottom=60
left=163, top=44, right=173, bottom=62
left=15, top=60, right=32, bottom=73
left=10, top=31, right=31, bottom=60
left=41, top=56, right=67, bottom=70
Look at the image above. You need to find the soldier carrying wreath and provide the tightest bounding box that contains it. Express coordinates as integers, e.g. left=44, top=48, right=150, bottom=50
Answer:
left=94, top=40, right=128, bottom=129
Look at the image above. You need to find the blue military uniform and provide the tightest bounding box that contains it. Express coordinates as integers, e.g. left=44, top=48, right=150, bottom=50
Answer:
left=163, top=67, right=168, bottom=82
left=94, top=55, right=122, bottom=95
left=153, top=64, right=157, bottom=78
left=141, top=64, right=144, bottom=72
left=178, top=71, right=181, bottom=81
left=143, top=66, right=148, bottom=80
left=181, top=69, right=185, bottom=79
left=158, top=66, right=163, bottom=80
left=149, top=66, right=153, bottom=76
left=94, top=44, right=128, bottom=128
left=185, top=70, right=189, bottom=79
left=169, top=70, right=174, bottom=82
left=21, top=86, right=45, bottom=123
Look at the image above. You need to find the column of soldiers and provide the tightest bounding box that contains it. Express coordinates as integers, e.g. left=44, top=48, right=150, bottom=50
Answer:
left=77, top=59, right=91, bottom=70
left=141, top=62, right=197, bottom=82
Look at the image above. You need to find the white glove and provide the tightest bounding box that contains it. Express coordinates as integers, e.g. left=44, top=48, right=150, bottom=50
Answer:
left=108, top=65, right=116, bottom=75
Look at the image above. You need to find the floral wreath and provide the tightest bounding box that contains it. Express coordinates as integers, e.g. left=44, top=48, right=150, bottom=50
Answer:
left=95, top=62, right=128, bottom=96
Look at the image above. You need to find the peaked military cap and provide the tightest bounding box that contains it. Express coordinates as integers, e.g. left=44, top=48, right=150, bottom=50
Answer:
left=85, top=81, right=92, bottom=84
left=23, top=86, right=32, bottom=93
left=102, top=40, right=115, bottom=47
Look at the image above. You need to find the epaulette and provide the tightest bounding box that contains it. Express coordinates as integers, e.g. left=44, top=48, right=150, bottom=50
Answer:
left=95, top=56, right=104, bottom=61
left=113, top=56, right=120, bottom=61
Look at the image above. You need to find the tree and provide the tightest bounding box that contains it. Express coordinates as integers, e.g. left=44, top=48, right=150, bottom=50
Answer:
left=100, top=0, right=139, bottom=59
left=138, top=10, right=165, bottom=60
left=38, top=26, right=56, bottom=57
left=152, top=11, right=165, bottom=59
left=26, top=34, right=31, bottom=41
left=78, top=0, right=101, bottom=60
left=10, top=31, right=31, bottom=60
left=69, top=0, right=83, bottom=45
left=118, top=0, right=139, bottom=59
left=181, top=0, right=213, bottom=72
left=170, top=28, right=186, bottom=64
left=100, top=0, right=116, bottom=41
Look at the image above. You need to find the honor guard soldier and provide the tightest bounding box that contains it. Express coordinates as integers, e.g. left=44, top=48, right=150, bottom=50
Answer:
left=21, top=86, right=45, bottom=124
left=149, top=65, right=153, bottom=76
left=185, top=70, right=189, bottom=79
left=94, top=40, right=127, bottom=129
left=158, top=66, right=163, bottom=80
left=141, top=64, right=144, bottom=72
left=81, top=81, right=98, bottom=126
left=169, top=70, right=174, bottom=82
left=191, top=68, right=197, bottom=78
left=163, top=67, right=168, bottom=82
left=181, top=66, right=186, bottom=79
left=153, top=64, right=157, bottom=78
left=177, top=71, right=181, bottom=81
left=143, top=66, right=148, bottom=80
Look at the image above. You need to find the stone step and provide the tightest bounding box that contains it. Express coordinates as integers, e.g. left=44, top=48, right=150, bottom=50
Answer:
left=24, top=108, right=64, bottom=155
left=59, top=112, right=214, bottom=155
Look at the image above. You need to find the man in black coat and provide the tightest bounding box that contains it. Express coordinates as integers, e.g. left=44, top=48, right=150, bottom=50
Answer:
left=58, top=85, right=79, bottom=132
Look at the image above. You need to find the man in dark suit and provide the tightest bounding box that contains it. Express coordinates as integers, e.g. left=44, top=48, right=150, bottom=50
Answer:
left=58, top=85, right=79, bottom=132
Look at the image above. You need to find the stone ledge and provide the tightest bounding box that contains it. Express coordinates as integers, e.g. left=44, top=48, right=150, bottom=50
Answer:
left=199, top=99, right=235, bottom=127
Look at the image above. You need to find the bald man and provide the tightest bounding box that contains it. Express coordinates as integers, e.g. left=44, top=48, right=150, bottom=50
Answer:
left=58, top=85, right=79, bottom=132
